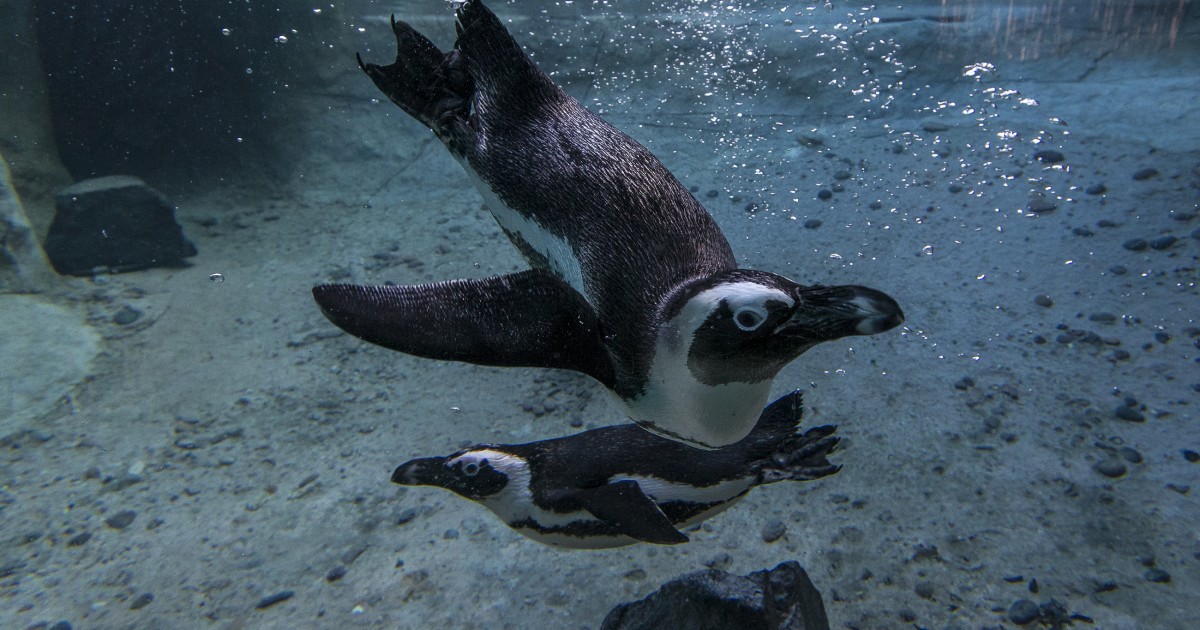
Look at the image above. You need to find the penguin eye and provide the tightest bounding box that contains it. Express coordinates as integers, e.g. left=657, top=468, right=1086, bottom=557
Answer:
left=461, top=461, right=481, bottom=476
left=733, top=306, right=768, bottom=331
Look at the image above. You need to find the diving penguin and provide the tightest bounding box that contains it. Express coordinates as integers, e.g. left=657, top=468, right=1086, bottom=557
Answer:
left=312, top=0, right=903, bottom=448
left=392, top=391, right=838, bottom=548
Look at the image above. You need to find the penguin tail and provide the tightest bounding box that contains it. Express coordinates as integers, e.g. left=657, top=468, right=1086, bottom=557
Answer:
left=453, top=0, right=561, bottom=111
left=358, top=15, right=472, bottom=132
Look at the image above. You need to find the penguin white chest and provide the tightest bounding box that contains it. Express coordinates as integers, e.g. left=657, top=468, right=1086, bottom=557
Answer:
left=627, top=282, right=791, bottom=448
left=462, top=167, right=588, bottom=300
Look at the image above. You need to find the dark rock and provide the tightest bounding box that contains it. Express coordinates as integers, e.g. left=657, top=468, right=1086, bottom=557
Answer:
left=761, top=519, right=787, bottom=543
left=326, top=564, right=347, bottom=582
left=706, top=189, right=719, bottom=198
left=1132, top=167, right=1159, bottom=180
left=816, top=189, right=832, bottom=201
left=254, top=590, right=295, bottom=609
left=803, top=219, right=822, bottom=229
left=1034, top=295, right=1053, bottom=308
left=43, top=176, right=197, bottom=276
left=947, top=183, right=963, bottom=193
left=49, top=622, right=72, bottom=630
left=1109, top=265, right=1128, bottom=275
left=129, top=592, right=154, bottom=610
left=601, top=561, right=829, bottom=630
left=67, top=531, right=92, bottom=546
left=1094, top=459, right=1127, bottom=478
left=1028, top=195, right=1057, bottom=214
left=1008, top=599, right=1040, bottom=624
left=1115, top=406, right=1145, bottom=423
left=1184, top=450, right=1199, bottom=463
left=1144, top=568, right=1171, bottom=583
left=1089, top=312, right=1117, bottom=324
left=1148, top=235, right=1177, bottom=250
left=105, top=510, right=137, bottom=530
left=1085, top=183, right=1107, bottom=195
left=1033, top=150, right=1065, bottom=164
left=1119, top=447, right=1143, bottom=464
left=112, top=305, right=142, bottom=326
left=1122, top=238, right=1148, bottom=251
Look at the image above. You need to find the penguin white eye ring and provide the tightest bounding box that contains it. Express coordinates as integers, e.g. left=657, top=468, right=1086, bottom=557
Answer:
left=733, top=306, right=769, bottom=332
left=461, top=460, right=482, bottom=476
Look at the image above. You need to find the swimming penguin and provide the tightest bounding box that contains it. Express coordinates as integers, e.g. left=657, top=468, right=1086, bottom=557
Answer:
left=312, top=0, right=903, bottom=448
left=392, top=391, right=839, bottom=548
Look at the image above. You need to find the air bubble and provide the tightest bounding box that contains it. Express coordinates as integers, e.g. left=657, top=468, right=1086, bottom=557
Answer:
left=209, top=273, right=225, bottom=283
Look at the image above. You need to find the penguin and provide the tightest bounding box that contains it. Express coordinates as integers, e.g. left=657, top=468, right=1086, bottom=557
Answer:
left=312, top=0, right=903, bottom=448
left=391, top=390, right=839, bottom=548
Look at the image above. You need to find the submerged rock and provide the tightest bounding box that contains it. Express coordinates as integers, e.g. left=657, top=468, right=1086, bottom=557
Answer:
left=601, top=561, right=829, bottom=630
left=43, top=176, right=196, bottom=276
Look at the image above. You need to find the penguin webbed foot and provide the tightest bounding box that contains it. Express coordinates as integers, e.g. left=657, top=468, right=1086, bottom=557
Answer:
left=759, top=425, right=841, bottom=483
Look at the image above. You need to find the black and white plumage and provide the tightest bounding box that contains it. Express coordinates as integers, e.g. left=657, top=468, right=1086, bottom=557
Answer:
left=312, top=1, right=903, bottom=448
left=392, top=391, right=839, bottom=548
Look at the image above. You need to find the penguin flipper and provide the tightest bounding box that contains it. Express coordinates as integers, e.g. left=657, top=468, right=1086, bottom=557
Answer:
left=312, top=270, right=616, bottom=386
left=574, top=480, right=688, bottom=545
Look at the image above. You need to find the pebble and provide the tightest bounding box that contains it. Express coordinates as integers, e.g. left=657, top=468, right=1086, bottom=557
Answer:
left=1008, top=599, right=1040, bottom=624
left=1033, top=150, right=1065, bottom=164
left=49, top=623, right=72, bottom=630
left=1132, top=167, right=1159, bottom=180
left=817, top=189, right=833, bottom=200
left=921, top=120, right=951, bottom=132
left=743, top=202, right=759, bottom=214
left=1148, top=235, right=1177, bottom=250
left=1183, top=450, right=1199, bottom=463
left=869, top=201, right=883, bottom=210
left=1115, top=406, right=1145, bottom=422
left=129, top=592, right=154, bottom=610
left=105, top=510, right=137, bottom=530
left=254, top=590, right=295, bottom=610
left=948, top=183, right=963, bottom=193
left=1122, top=238, right=1148, bottom=251
left=443, top=528, right=460, bottom=540
left=1085, top=183, right=1107, bottom=195
left=761, top=519, right=787, bottom=543
left=395, top=508, right=417, bottom=525
left=1192, top=226, right=1200, bottom=240
left=705, top=189, right=719, bottom=198
left=1144, top=568, right=1171, bottom=583
left=830, top=182, right=845, bottom=193
left=1094, top=459, right=1127, bottom=478
left=1119, top=447, right=1143, bottom=464
left=833, top=170, right=852, bottom=180
left=326, top=565, right=347, bottom=582
left=67, top=532, right=92, bottom=546
left=913, top=581, right=935, bottom=599
left=953, top=376, right=975, bottom=390
left=1089, top=312, right=1117, bottom=324
left=803, top=219, right=822, bottom=229
left=113, top=305, right=142, bottom=326
left=1034, top=295, right=1053, bottom=308
left=1028, top=196, right=1057, bottom=214
left=1109, top=265, right=1128, bottom=275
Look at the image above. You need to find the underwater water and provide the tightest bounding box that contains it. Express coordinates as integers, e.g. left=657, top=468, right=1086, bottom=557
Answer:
left=1, top=0, right=1197, bottom=628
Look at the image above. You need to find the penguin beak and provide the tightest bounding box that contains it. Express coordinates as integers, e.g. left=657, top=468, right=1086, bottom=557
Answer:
left=391, top=457, right=450, bottom=487
left=779, top=285, right=904, bottom=342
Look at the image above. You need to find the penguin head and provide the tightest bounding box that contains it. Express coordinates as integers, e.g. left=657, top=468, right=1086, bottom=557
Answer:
left=391, top=448, right=522, bottom=500
left=668, top=269, right=903, bottom=386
